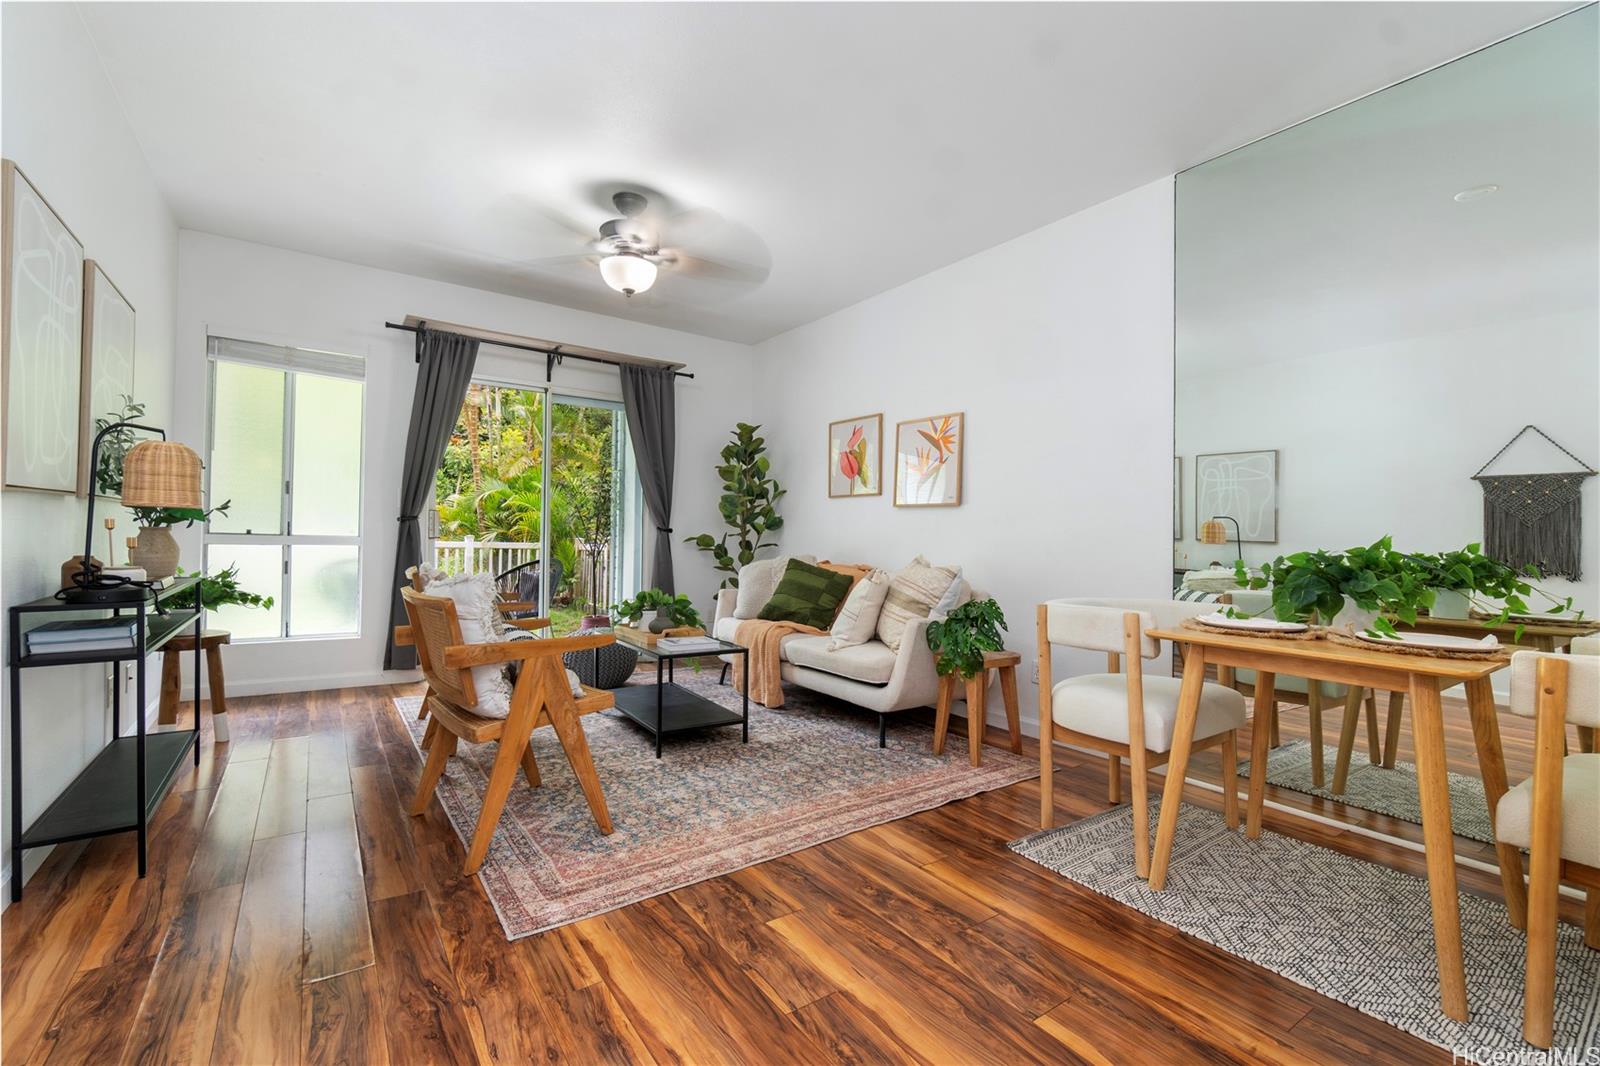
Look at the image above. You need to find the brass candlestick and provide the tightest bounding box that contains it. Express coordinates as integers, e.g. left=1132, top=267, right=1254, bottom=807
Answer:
left=104, top=518, right=116, bottom=567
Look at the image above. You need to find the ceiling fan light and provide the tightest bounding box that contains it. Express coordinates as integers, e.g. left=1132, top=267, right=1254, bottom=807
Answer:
left=599, top=252, right=657, bottom=296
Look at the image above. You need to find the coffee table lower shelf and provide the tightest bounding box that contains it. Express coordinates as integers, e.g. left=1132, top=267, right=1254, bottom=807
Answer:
left=611, top=684, right=748, bottom=758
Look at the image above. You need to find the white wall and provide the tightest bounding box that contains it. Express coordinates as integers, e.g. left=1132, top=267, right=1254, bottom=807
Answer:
left=174, top=232, right=757, bottom=695
left=1, top=4, right=180, bottom=895
left=1176, top=309, right=1599, bottom=621
left=752, top=178, right=1177, bottom=736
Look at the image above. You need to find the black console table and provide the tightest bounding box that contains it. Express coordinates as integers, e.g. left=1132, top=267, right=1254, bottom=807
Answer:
left=7, top=576, right=204, bottom=901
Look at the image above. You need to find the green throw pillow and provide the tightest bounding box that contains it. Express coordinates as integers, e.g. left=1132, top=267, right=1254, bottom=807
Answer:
left=757, top=559, right=854, bottom=630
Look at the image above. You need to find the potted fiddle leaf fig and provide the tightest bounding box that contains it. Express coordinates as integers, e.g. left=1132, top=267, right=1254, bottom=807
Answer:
left=685, top=423, right=785, bottom=589
left=926, top=598, right=1008, bottom=679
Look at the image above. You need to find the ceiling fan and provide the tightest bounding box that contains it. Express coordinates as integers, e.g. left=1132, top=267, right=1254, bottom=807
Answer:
left=524, top=188, right=770, bottom=300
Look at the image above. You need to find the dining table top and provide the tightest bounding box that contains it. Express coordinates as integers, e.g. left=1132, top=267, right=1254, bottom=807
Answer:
left=1145, top=625, right=1508, bottom=682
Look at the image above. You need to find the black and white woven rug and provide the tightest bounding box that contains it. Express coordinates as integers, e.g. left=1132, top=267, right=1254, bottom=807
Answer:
left=1011, top=804, right=1599, bottom=1061
left=1237, top=740, right=1496, bottom=844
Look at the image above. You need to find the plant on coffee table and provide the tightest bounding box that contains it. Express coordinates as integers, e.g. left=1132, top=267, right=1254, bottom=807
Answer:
left=612, top=589, right=704, bottom=630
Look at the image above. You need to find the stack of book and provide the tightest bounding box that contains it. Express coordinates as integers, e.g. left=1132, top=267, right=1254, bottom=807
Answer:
left=25, top=618, right=140, bottom=656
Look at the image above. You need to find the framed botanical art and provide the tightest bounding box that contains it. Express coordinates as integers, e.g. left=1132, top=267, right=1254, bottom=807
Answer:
left=2, top=160, right=85, bottom=493
left=1195, top=449, right=1278, bottom=542
left=79, top=260, right=137, bottom=497
left=828, top=413, right=882, bottom=497
left=894, top=411, right=963, bottom=507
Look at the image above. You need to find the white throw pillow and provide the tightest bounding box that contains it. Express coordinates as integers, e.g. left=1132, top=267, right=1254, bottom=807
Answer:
left=828, top=569, right=891, bottom=651
left=875, top=555, right=961, bottom=652
left=931, top=569, right=972, bottom=619
left=733, top=554, right=816, bottom=619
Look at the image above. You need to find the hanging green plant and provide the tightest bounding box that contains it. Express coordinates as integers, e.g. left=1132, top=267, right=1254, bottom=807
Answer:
left=685, top=422, right=785, bottom=589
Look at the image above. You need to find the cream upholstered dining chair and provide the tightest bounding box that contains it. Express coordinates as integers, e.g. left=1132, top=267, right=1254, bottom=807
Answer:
left=1037, top=598, right=1250, bottom=879
left=1493, top=650, right=1599, bottom=1048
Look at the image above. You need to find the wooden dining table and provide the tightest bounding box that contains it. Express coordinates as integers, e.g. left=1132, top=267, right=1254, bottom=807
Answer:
left=1144, top=625, right=1521, bottom=1024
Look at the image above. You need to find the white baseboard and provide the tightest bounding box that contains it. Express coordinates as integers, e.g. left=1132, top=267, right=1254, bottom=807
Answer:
left=180, top=669, right=420, bottom=701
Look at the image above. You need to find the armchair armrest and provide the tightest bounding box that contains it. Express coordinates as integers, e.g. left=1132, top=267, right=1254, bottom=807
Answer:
left=394, top=615, right=552, bottom=647
left=443, top=632, right=613, bottom=669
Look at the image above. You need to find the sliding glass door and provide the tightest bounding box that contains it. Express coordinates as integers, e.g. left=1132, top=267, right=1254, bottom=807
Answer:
left=431, top=383, right=641, bottom=635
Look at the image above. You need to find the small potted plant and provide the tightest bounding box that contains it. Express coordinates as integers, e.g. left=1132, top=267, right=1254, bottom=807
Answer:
left=925, top=598, right=1008, bottom=679
left=612, top=589, right=704, bottom=634
left=163, top=563, right=275, bottom=614
left=1408, top=544, right=1579, bottom=625
left=128, top=500, right=232, bottom=581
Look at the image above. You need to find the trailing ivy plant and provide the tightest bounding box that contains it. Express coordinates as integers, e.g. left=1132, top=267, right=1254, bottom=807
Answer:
left=685, top=423, right=785, bottom=588
left=611, top=589, right=703, bottom=629
left=926, top=598, right=1008, bottom=680
left=162, top=564, right=274, bottom=611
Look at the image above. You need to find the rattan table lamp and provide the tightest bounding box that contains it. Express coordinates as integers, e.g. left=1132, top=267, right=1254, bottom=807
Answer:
left=60, top=422, right=203, bottom=603
left=1198, top=514, right=1243, bottom=564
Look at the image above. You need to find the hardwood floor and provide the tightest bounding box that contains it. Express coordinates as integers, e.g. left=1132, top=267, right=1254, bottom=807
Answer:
left=0, top=682, right=1546, bottom=1064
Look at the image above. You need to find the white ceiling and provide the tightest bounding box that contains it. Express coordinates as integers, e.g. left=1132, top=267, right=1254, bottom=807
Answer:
left=78, top=1, right=1575, bottom=343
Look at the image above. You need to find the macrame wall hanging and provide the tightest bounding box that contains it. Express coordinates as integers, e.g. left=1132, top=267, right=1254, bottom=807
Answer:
left=1471, top=425, right=1596, bottom=580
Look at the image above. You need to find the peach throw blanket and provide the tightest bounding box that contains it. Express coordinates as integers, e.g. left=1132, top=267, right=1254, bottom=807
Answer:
left=732, top=618, right=826, bottom=708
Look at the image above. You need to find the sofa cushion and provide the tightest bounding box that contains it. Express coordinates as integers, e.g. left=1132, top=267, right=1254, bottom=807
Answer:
left=758, top=559, right=856, bottom=629
left=829, top=568, right=890, bottom=651
left=876, top=555, right=960, bottom=652
left=733, top=554, right=816, bottom=619
left=784, top=636, right=897, bottom=686
left=1051, top=673, right=1246, bottom=753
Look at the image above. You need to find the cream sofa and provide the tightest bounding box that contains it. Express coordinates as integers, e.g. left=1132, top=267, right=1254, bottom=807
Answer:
left=711, top=585, right=983, bottom=745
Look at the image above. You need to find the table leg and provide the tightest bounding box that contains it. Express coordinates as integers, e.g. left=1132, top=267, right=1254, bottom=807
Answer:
left=741, top=652, right=749, bottom=743
left=965, top=673, right=987, bottom=767
left=1382, top=691, right=1405, bottom=769
left=655, top=657, right=664, bottom=759
left=1307, top=685, right=1324, bottom=789
left=1464, top=677, right=1528, bottom=928
left=1149, top=643, right=1208, bottom=890
left=998, top=665, right=1022, bottom=753
left=1332, top=687, right=1364, bottom=794
left=1246, top=670, right=1275, bottom=840
left=933, top=674, right=956, bottom=756
left=1409, top=673, right=1469, bottom=1023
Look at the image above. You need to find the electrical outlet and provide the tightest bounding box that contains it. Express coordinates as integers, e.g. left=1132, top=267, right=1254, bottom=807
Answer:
left=1031, top=659, right=1040, bottom=685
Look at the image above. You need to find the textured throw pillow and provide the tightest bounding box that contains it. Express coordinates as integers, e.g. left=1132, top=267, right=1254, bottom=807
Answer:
left=828, top=568, right=891, bottom=651
left=733, top=554, right=816, bottom=619
left=817, top=561, right=873, bottom=594
left=931, top=568, right=971, bottom=619
left=875, top=555, right=961, bottom=652
left=757, top=559, right=855, bottom=630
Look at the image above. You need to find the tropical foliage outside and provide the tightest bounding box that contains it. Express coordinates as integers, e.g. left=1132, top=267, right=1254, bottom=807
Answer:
left=434, top=386, right=623, bottom=629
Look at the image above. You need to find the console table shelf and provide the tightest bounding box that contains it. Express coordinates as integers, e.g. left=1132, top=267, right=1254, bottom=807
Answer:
left=8, top=576, right=205, bottom=901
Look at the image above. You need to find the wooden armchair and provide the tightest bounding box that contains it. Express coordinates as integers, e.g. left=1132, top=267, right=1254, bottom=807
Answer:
left=395, top=584, right=616, bottom=874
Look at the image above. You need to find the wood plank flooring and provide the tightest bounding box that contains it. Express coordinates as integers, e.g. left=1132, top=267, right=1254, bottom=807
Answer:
left=0, top=682, right=1552, bottom=1064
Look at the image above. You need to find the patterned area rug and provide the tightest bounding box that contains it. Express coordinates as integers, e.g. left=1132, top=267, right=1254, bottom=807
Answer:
left=1011, top=804, right=1600, bottom=1061
left=395, top=674, right=1036, bottom=939
left=1237, top=740, right=1496, bottom=844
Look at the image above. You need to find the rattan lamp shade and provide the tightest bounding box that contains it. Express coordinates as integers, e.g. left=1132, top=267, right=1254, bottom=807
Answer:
left=121, top=440, right=203, bottom=508
left=1198, top=519, right=1228, bottom=545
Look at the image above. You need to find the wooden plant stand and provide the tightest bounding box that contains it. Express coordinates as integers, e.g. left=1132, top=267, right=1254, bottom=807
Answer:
left=933, top=650, right=1022, bottom=766
left=159, top=629, right=232, bottom=741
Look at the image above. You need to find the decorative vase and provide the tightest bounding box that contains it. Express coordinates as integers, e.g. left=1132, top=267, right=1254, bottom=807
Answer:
left=128, top=526, right=179, bottom=580
left=1429, top=588, right=1472, bottom=620
left=1328, top=600, right=1380, bottom=634
left=648, top=608, right=675, bottom=634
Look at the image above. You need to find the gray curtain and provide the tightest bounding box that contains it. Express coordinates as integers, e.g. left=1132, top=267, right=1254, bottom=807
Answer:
left=384, top=329, right=480, bottom=669
left=619, top=364, right=677, bottom=593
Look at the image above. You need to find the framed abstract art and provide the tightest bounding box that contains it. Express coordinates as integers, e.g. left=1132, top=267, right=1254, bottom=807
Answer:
left=894, top=411, right=963, bottom=507
left=79, top=260, right=136, bottom=497
left=2, top=160, right=84, bottom=493
left=828, top=413, right=882, bottom=497
left=1195, top=449, right=1278, bottom=542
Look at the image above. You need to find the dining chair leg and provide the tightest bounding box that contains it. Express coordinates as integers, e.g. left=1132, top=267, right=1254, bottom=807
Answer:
left=1244, top=671, right=1276, bottom=840
left=1219, top=731, right=1240, bottom=830
left=1583, top=888, right=1600, bottom=951
left=466, top=734, right=526, bottom=874
left=421, top=718, right=438, bottom=752
left=520, top=742, right=542, bottom=788
left=1464, top=678, right=1529, bottom=929
left=1149, top=645, right=1209, bottom=890
left=1039, top=733, right=1055, bottom=829
left=1522, top=658, right=1568, bottom=1048
left=1306, top=685, right=1325, bottom=788
left=1409, top=674, right=1469, bottom=1023
left=1129, top=744, right=1151, bottom=879
left=1364, top=692, right=1381, bottom=765
left=1269, top=700, right=1281, bottom=749
left=1382, top=691, right=1405, bottom=769
left=1332, top=687, right=1364, bottom=794
left=410, top=730, right=457, bottom=817
left=1106, top=753, right=1122, bottom=804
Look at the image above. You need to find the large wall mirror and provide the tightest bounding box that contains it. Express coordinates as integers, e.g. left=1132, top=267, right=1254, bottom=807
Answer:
left=1173, top=7, right=1597, bottom=846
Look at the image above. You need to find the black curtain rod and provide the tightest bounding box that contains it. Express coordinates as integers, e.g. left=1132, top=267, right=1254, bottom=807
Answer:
left=384, top=321, right=693, bottom=380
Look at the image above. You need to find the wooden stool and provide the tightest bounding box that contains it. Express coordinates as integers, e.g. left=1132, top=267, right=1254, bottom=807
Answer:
left=159, top=629, right=232, bottom=741
left=933, top=650, right=1023, bottom=766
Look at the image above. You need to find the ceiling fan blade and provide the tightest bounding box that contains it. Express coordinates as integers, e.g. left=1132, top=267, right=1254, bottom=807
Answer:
left=659, top=251, right=769, bottom=285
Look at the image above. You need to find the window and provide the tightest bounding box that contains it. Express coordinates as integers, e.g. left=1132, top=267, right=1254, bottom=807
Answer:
left=204, top=337, right=365, bottom=640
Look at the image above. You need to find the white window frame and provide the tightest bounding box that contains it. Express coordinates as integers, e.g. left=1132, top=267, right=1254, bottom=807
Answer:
left=203, top=336, right=366, bottom=642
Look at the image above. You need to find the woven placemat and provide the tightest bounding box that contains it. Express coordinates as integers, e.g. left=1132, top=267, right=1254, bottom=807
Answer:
left=1326, top=629, right=1511, bottom=662
left=1180, top=616, right=1325, bottom=641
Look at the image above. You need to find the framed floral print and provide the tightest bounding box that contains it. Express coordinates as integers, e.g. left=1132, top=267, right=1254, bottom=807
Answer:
left=829, top=413, right=882, bottom=497
left=894, top=411, right=963, bottom=507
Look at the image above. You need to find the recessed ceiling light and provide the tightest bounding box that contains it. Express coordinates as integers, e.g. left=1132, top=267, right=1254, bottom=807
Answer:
left=1453, top=184, right=1500, bottom=203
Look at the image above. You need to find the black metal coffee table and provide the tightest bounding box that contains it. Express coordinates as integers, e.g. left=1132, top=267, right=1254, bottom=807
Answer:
left=609, top=635, right=749, bottom=758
